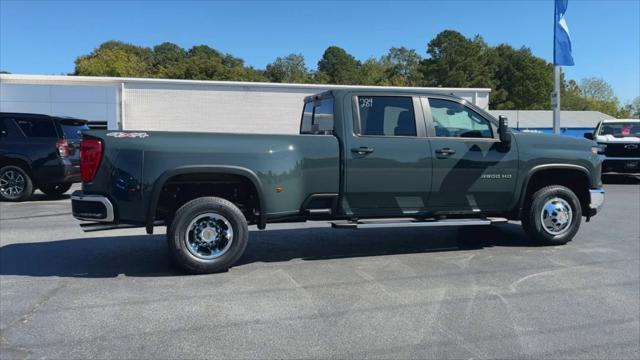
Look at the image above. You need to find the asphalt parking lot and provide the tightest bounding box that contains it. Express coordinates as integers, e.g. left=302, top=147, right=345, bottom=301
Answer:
left=1, top=180, right=639, bottom=359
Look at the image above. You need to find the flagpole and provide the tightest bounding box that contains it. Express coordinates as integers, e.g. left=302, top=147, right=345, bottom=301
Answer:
left=553, top=1, right=561, bottom=135
left=553, top=65, right=561, bottom=134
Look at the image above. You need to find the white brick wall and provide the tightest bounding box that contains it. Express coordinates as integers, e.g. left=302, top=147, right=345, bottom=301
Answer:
left=0, top=75, right=491, bottom=134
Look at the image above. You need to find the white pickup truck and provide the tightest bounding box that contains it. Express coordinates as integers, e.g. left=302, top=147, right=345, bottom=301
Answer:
left=585, top=119, right=640, bottom=176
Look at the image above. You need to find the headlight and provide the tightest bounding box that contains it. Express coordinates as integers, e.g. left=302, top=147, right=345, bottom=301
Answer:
left=592, top=144, right=606, bottom=154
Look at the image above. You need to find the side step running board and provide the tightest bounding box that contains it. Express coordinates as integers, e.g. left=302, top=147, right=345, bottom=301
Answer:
left=80, top=220, right=164, bottom=232
left=331, top=218, right=508, bottom=229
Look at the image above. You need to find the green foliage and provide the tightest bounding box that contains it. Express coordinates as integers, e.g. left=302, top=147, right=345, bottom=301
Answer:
left=561, top=78, right=630, bottom=117
left=421, top=30, right=495, bottom=88
left=490, top=44, right=553, bottom=110
left=265, top=54, right=310, bottom=83
left=358, top=58, right=389, bottom=86
left=75, top=41, right=265, bottom=82
left=74, top=41, right=150, bottom=77
left=630, top=97, right=640, bottom=118
left=71, top=34, right=630, bottom=117
left=579, top=77, right=616, bottom=101
left=317, top=46, right=361, bottom=85
left=383, top=47, right=423, bottom=86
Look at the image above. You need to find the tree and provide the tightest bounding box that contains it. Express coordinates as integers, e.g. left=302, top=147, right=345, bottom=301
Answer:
left=151, top=42, right=187, bottom=78
left=383, top=47, right=423, bottom=86
left=421, top=30, right=495, bottom=88
left=74, top=41, right=150, bottom=77
left=265, top=54, right=310, bottom=83
left=74, top=40, right=266, bottom=81
left=561, top=78, right=630, bottom=117
left=358, top=58, right=390, bottom=86
left=579, top=77, right=616, bottom=101
left=317, top=46, right=361, bottom=85
left=630, top=97, right=640, bottom=118
left=491, top=44, right=553, bottom=110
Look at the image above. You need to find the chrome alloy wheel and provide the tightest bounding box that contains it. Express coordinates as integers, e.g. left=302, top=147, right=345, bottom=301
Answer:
left=540, top=197, right=573, bottom=236
left=185, top=213, right=234, bottom=260
left=0, top=170, right=26, bottom=199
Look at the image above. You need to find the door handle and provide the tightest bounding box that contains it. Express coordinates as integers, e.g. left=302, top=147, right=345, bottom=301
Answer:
left=435, top=148, right=456, bottom=156
left=351, top=147, right=374, bottom=155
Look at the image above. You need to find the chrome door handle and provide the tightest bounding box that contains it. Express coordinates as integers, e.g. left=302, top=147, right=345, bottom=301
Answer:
left=435, top=148, right=456, bottom=155
left=351, top=147, right=374, bottom=155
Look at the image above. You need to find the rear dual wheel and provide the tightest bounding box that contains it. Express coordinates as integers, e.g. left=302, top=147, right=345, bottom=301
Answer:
left=168, top=197, right=249, bottom=274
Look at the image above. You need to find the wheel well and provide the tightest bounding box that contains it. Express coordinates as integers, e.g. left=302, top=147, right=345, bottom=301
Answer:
left=523, top=169, right=590, bottom=215
left=155, top=172, right=260, bottom=225
left=0, top=158, right=32, bottom=177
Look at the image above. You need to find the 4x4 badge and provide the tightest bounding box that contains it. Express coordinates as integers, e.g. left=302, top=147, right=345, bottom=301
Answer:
left=106, top=132, right=149, bottom=138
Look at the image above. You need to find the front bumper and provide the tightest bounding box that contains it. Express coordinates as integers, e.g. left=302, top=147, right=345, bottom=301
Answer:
left=588, top=188, right=605, bottom=217
left=71, top=191, right=114, bottom=222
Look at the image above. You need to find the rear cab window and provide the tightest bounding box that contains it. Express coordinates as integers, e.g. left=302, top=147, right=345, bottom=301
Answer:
left=300, top=96, right=334, bottom=135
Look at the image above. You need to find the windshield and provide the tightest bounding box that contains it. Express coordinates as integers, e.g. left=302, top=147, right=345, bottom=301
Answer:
left=598, top=122, right=640, bottom=138
left=61, top=121, right=90, bottom=140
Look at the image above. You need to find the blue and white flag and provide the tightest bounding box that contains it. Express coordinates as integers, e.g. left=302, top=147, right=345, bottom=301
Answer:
left=554, top=0, right=574, bottom=66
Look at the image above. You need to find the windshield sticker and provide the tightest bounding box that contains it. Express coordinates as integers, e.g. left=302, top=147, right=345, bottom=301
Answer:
left=106, top=132, right=149, bottom=138
left=359, top=97, right=373, bottom=108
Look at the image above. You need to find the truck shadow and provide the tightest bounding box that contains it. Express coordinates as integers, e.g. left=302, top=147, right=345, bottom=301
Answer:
left=0, top=224, right=536, bottom=278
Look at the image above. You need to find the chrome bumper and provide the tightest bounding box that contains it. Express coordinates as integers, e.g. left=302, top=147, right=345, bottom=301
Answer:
left=71, top=192, right=114, bottom=222
left=588, top=188, right=605, bottom=216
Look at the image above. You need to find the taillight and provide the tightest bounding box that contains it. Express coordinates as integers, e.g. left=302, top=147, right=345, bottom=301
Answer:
left=80, top=138, right=102, bottom=182
left=56, top=140, right=69, bottom=158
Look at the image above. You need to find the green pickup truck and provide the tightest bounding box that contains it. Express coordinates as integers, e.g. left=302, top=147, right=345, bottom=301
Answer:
left=72, top=89, right=604, bottom=273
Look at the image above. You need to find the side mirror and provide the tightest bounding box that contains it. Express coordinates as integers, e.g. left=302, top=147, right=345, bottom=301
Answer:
left=583, top=132, right=594, bottom=140
left=498, top=116, right=511, bottom=144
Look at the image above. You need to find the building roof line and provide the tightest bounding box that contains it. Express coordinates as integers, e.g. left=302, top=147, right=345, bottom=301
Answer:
left=0, top=73, right=492, bottom=92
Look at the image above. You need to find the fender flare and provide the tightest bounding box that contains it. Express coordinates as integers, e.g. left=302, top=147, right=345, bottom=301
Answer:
left=146, top=165, right=266, bottom=234
left=514, top=163, right=591, bottom=217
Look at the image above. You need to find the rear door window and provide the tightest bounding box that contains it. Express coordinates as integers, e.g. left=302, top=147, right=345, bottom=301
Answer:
left=356, top=96, right=416, bottom=137
left=0, top=118, right=25, bottom=140
left=16, top=117, right=58, bottom=138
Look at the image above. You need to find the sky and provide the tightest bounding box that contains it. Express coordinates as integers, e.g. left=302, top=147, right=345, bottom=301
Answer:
left=1, top=0, right=638, bottom=102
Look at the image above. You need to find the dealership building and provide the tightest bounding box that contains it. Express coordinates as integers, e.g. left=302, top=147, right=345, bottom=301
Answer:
left=0, top=74, right=612, bottom=135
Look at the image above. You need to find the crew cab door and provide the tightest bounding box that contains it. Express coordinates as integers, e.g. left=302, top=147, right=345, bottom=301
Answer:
left=422, top=97, right=518, bottom=212
left=343, top=94, right=433, bottom=217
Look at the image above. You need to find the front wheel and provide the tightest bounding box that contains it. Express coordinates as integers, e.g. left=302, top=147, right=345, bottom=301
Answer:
left=522, top=185, right=582, bottom=245
left=168, top=197, right=249, bottom=274
left=39, top=183, right=72, bottom=197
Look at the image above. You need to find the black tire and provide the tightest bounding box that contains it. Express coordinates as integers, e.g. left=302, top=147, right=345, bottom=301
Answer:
left=39, top=183, right=72, bottom=197
left=168, top=197, right=249, bottom=274
left=0, top=165, right=34, bottom=202
left=521, top=185, right=582, bottom=245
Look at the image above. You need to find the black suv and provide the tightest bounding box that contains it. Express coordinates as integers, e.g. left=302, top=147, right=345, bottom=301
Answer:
left=0, top=113, right=89, bottom=201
